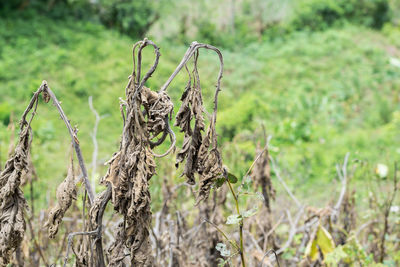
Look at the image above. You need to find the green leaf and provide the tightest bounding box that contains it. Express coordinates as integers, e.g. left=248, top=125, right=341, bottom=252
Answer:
left=227, top=172, right=238, bottom=184
left=216, top=243, right=231, bottom=257
left=242, top=176, right=252, bottom=191
left=242, top=207, right=258, bottom=218
left=215, top=177, right=226, bottom=188
left=226, top=214, right=242, bottom=225
left=217, top=258, right=228, bottom=267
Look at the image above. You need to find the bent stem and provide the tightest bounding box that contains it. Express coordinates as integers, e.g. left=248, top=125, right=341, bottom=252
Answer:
left=227, top=179, right=246, bottom=267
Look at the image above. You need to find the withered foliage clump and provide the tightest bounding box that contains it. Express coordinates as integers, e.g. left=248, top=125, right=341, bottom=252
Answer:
left=45, top=157, right=77, bottom=238
left=252, top=144, right=275, bottom=211
left=99, top=39, right=172, bottom=266
left=0, top=93, right=40, bottom=265
left=1, top=39, right=227, bottom=266
left=251, top=144, right=279, bottom=251
left=174, top=50, right=224, bottom=203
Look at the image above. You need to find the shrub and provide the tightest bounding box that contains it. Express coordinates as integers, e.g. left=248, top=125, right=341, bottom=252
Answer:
left=291, top=0, right=391, bottom=31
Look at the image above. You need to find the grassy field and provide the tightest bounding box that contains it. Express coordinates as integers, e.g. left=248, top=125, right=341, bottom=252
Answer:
left=1, top=14, right=400, bottom=209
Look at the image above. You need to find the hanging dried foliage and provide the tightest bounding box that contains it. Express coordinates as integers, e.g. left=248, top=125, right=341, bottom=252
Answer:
left=100, top=39, right=225, bottom=265
left=45, top=156, right=77, bottom=238
left=169, top=44, right=224, bottom=203
left=100, top=39, right=169, bottom=266
left=0, top=89, right=42, bottom=265
left=251, top=143, right=275, bottom=211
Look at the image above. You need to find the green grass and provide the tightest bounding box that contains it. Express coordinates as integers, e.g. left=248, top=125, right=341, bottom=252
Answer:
left=1, top=14, right=400, bottom=210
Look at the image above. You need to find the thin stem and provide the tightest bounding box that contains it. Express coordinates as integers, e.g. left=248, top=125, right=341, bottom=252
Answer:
left=379, top=162, right=398, bottom=262
left=42, top=81, right=95, bottom=205
left=88, top=96, right=100, bottom=192
left=93, top=184, right=112, bottom=267
left=269, top=156, right=301, bottom=208
left=25, top=211, right=49, bottom=266
left=63, top=230, right=98, bottom=267
left=204, top=218, right=239, bottom=250
left=227, top=179, right=246, bottom=267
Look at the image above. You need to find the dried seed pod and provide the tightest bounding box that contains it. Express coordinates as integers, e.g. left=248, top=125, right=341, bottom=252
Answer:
left=45, top=157, right=77, bottom=238
left=0, top=126, right=31, bottom=265
left=42, top=90, right=50, bottom=103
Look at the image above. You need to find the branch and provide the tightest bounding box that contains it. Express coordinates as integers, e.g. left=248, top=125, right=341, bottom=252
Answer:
left=63, top=230, right=98, bottom=267
left=275, top=207, right=304, bottom=255
left=88, top=96, right=108, bottom=191
left=63, top=185, right=111, bottom=267
left=42, top=81, right=95, bottom=205
left=379, top=162, right=398, bottom=262
left=269, top=156, right=301, bottom=208
left=331, top=152, right=350, bottom=224
left=159, top=41, right=224, bottom=146
left=93, top=184, right=112, bottom=267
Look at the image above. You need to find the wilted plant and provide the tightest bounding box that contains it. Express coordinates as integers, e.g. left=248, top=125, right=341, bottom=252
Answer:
left=0, top=38, right=227, bottom=266
left=0, top=93, right=36, bottom=265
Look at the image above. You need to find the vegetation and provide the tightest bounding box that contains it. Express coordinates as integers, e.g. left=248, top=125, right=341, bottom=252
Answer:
left=0, top=0, right=400, bottom=266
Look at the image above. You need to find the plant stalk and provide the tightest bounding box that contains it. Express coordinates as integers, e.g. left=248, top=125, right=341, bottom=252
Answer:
left=227, top=179, right=246, bottom=267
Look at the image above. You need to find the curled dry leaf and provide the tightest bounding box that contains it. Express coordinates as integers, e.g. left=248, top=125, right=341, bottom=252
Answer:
left=175, top=66, right=205, bottom=185
left=45, top=158, right=77, bottom=238
left=142, top=86, right=173, bottom=142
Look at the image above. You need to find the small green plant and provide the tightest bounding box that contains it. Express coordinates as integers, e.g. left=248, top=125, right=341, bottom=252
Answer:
left=325, top=235, right=379, bottom=266
left=206, top=158, right=267, bottom=266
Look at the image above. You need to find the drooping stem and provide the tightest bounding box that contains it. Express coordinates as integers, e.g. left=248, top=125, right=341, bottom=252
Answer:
left=159, top=41, right=224, bottom=148
left=41, top=81, right=95, bottom=205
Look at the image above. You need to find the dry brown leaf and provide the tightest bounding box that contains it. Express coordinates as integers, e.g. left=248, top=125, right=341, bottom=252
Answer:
left=45, top=157, right=77, bottom=238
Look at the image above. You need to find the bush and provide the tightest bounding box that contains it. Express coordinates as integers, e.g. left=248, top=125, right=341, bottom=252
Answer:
left=0, top=0, right=159, bottom=39
left=97, top=0, right=159, bottom=38
left=291, top=0, right=391, bottom=31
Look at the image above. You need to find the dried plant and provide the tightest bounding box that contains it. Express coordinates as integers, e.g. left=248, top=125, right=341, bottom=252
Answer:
left=0, top=99, right=36, bottom=265
left=45, top=155, right=77, bottom=238
left=172, top=47, right=224, bottom=204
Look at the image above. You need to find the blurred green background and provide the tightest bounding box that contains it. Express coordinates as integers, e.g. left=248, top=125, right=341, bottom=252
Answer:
left=1, top=0, right=400, bottom=209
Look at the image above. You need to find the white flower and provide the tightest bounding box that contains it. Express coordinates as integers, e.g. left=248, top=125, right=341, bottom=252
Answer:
left=390, top=206, right=400, bottom=213
left=390, top=57, right=400, bottom=68
left=376, top=163, right=389, bottom=178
